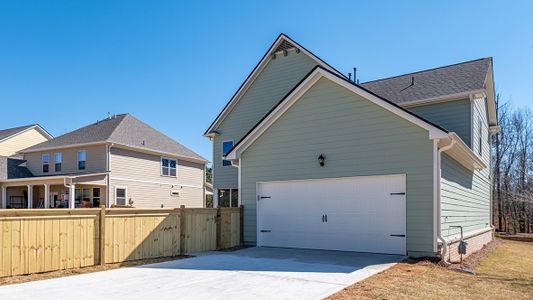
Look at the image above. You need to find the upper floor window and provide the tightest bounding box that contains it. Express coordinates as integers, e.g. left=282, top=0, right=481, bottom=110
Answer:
left=161, top=158, right=177, bottom=177
left=42, top=154, right=50, bottom=173
left=78, top=150, right=86, bottom=170
left=55, top=152, right=62, bottom=172
left=222, top=140, right=234, bottom=166
left=478, top=118, right=483, bottom=156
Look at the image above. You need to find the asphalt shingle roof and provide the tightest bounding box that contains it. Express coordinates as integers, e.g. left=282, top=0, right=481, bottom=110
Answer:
left=22, top=114, right=206, bottom=161
left=0, top=156, right=34, bottom=180
left=360, top=58, right=492, bottom=104
left=0, top=125, right=36, bottom=141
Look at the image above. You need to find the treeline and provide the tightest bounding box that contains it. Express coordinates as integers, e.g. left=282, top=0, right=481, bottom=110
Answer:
left=492, top=96, right=533, bottom=233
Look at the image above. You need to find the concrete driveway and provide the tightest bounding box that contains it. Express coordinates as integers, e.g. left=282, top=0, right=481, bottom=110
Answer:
left=0, top=247, right=402, bottom=300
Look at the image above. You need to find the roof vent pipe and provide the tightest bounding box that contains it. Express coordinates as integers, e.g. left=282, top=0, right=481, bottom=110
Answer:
left=348, top=73, right=352, bottom=81
left=353, top=67, right=357, bottom=83
left=411, top=76, right=415, bottom=86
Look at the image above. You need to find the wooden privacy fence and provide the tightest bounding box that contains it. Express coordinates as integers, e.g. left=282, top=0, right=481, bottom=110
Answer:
left=0, top=206, right=242, bottom=277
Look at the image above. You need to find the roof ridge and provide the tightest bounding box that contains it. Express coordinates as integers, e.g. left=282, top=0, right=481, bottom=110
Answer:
left=105, top=113, right=130, bottom=141
left=361, top=57, right=492, bottom=85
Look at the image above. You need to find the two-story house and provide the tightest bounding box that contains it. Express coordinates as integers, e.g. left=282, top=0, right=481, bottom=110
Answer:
left=0, top=114, right=207, bottom=209
left=205, top=34, right=498, bottom=261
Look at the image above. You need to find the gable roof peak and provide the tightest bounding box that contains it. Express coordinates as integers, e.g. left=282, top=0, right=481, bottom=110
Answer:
left=204, top=33, right=347, bottom=136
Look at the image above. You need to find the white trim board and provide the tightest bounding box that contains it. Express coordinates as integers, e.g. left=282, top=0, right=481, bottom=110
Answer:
left=0, top=125, right=53, bottom=144
left=109, top=176, right=203, bottom=189
left=226, top=67, right=449, bottom=160
left=204, top=33, right=346, bottom=136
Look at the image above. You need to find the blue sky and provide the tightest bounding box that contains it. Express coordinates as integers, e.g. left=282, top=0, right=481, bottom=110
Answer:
left=1, top=1, right=531, bottom=162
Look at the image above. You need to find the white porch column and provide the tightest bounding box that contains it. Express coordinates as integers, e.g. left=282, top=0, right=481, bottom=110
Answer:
left=214, top=188, right=219, bottom=208
left=27, top=185, right=33, bottom=209
left=69, top=184, right=76, bottom=208
left=44, top=184, right=50, bottom=208
left=1, top=186, right=6, bottom=209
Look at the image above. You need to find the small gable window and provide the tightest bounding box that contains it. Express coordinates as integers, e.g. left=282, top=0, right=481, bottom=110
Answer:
left=78, top=150, right=87, bottom=170
left=222, top=140, right=234, bottom=166
left=161, top=158, right=177, bottom=177
left=42, top=154, right=50, bottom=173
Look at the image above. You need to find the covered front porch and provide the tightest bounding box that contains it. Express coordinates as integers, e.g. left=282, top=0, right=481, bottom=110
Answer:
left=0, top=173, right=108, bottom=209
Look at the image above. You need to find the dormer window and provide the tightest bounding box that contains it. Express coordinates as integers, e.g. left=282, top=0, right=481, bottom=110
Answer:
left=42, top=154, right=50, bottom=173
left=78, top=150, right=86, bottom=170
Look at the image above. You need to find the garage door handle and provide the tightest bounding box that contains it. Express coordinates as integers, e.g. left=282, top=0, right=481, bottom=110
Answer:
left=390, top=234, right=405, bottom=237
left=325, top=214, right=328, bottom=222
left=390, top=192, right=405, bottom=195
left=260, top=230, right=271, bottom=233
left=322, top=215, right=325, bottom=222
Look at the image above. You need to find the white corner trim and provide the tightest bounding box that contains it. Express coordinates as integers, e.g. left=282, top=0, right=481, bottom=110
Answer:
left=226, top=68, right=449, bottom=160
left=204, top=34, right=345, bottom=136
left=432, top=139, right=439, bottom=253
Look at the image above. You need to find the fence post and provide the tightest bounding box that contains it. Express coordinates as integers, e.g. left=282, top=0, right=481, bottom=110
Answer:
left=179, top=205, right=185, bottom=256
left=99, top=205, right=106, bottom=265
left=239, top=205, right=244, bottom=246
left=216, top=207, right=222, bottom=250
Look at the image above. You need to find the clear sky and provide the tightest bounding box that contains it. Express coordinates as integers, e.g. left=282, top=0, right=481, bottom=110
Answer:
left=1, top=1, right=531, bottom=162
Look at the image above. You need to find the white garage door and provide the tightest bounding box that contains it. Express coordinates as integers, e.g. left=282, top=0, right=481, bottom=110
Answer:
left=257, top=174, right=406, bottom=255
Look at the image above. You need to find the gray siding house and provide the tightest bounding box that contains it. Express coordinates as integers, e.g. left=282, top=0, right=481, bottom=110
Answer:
left=205, top=34, right=497, bottom=261
left=1, top=114, right=207, bottom=209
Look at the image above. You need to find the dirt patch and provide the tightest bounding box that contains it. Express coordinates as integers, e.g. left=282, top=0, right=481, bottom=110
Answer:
left=0, top=256, right=191, bottom=286
left=447, top=239, right=503, bottom=270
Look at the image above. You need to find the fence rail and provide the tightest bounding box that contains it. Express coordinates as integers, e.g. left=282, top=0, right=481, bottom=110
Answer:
left=0, top=206, right=241, bottom=277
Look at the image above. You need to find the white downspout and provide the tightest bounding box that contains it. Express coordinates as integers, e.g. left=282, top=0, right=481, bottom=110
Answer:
left=437, top=135, right=457, bottom=263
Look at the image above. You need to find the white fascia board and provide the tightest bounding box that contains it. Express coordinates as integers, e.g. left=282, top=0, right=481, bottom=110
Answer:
left=400, top=89, right=486, bottom=108
left=0, top=125, right=53, bottom=143
left=204, top=34, right=345, bottom=136
left=226, top=68, right=449, bottom=160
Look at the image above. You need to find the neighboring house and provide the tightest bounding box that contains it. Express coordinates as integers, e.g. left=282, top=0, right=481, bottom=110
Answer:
left=0, top=124, right=52, bottom=157
left=0, top=114, right=207, bottom=209
left=205, top=34, right=497, bottom=260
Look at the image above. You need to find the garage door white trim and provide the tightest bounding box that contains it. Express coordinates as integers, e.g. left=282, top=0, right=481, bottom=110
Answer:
left=256, top=174, right=406, bottom=255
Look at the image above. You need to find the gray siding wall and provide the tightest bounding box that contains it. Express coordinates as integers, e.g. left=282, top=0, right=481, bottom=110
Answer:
left=440, top=97, right=491, bottom=240
left=408, top=99, right=472, bottom=146
left=109, top=147, right=205, bottom=208
left=240, top=78, right=436, bottom=255
left=24, top=145, right=107, bottom=176
left=213, top=50, right=318, bottom=189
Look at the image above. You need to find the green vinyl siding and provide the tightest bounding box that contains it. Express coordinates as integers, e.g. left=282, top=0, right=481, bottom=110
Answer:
left=408, top=99, right=472, bottom=146
left=441, top=97, right=491, bottom=240
left=240, top=78, right=436, bottom=256
left=213, top=50, right=318, bottom=189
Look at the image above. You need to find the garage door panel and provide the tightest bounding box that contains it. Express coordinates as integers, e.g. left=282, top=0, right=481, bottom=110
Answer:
left=257, top=175, right=406, bottom=255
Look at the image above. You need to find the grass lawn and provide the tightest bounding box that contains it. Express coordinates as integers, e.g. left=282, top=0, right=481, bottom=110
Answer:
left=328, top=240, right=533, bottom=299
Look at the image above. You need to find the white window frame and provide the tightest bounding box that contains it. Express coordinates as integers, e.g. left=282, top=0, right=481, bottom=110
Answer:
left=78, top=150, right=87, bottom=171
left=221, top=140, right=234, bottom=167
left=42, top=154, right=50, bottom=173
left=161, top=157, right=178, bottom=177
left=115, top=186, right=127, bottom=206
left=54, top=152, right=62, bottom=172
